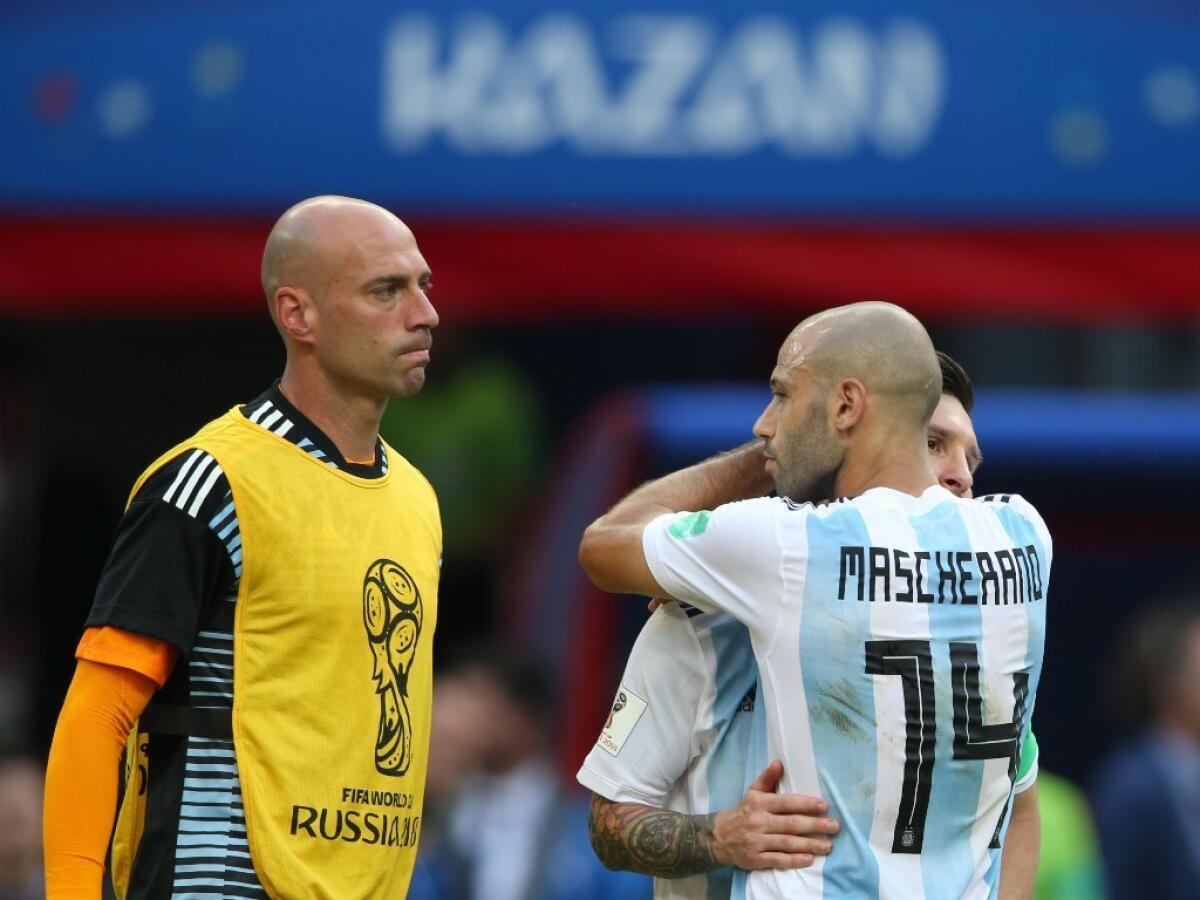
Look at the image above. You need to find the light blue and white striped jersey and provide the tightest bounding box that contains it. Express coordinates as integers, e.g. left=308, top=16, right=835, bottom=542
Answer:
left=644, top=485, right=1051, bottom=900
left=577, top=603, right=760, bottom=900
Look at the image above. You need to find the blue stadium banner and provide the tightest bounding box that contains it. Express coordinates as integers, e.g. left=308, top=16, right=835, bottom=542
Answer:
left=3, top=0, right=1199, bottom=215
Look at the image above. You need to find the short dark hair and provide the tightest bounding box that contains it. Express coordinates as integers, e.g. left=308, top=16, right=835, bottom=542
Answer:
left=937, top=351, right=974, bottom=413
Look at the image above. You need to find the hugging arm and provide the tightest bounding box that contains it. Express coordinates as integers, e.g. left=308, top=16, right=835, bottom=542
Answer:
left=588, top=795, right=721, bottom=878
left=588, top=761, right=838, bottom=878
left=998, top=782, right=1040, bottom=900
left=579, top=442, right=772, bottom=598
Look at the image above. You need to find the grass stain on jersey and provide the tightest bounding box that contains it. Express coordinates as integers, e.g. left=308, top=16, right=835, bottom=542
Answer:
left=814, top=678, right=869, bottom=742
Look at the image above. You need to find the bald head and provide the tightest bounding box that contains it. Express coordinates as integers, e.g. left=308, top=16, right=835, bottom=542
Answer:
left=261, top=196, right=415, bottom=318
left=782, top=301, right=941, bottom=428
left=755, top=302, right=940, bottom=501
left=260, top=195, right=437, bottom=402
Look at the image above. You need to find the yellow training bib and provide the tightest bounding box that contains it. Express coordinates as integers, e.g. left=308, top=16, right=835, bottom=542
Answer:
left=114, top=409, right=440, bottom=900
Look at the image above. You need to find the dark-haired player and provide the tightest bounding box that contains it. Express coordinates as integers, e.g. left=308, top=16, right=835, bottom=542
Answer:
left=581, top=302, right=1050, bottom=898
left=580, top=347, right=1040, bottom=899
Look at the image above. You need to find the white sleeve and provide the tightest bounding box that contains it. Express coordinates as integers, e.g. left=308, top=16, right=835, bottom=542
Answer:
left=1008, top=494, right=1053, bottom=569
left=576, top=605, right=707, bottom=806
left=1013, top=757, right=1039, bottom=795
left=1013, top=729, right=1040, bottom=795
left=641, top=496, right=789, bottom=631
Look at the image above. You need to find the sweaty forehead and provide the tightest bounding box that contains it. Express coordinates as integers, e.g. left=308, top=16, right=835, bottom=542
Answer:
left=777, top=328, right=813, bottom=369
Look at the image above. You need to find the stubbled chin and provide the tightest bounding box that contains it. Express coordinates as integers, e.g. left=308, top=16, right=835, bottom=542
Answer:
left=393, top=369, right=427, bottom=398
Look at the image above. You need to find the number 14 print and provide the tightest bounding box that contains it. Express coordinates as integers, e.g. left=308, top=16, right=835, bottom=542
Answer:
left=865, top=640, right=1030, bottom=854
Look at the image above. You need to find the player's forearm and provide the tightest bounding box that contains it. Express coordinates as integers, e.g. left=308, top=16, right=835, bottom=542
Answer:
left=998, top=783, right=1040, bottom=900
left=597, top=441, right=771, bottom=529
left=580, top=442, right=771, bottom=595
left=44, top=661, right=156, bottom=898
left=587, top=794, right=721, bottom=878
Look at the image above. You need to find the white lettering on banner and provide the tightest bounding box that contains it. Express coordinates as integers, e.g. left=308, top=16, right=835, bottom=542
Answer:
left=381, top=13, right=945, bottom=158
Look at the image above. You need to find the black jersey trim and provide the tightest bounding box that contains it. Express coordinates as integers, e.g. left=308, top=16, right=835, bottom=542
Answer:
left=240, top=381, right=388, bottom=479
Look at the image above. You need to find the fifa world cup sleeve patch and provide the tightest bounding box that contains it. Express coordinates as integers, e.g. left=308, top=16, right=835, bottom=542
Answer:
left=597, top=685, right=649, bottom=757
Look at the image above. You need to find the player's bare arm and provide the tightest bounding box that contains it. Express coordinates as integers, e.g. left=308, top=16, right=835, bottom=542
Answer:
left=580, top=440, right=773, bottom=597
left=588, top=795, right=722, bottom=878
left=588, top=760, right=838, bottom=877
left=998, top=782, right=1040, bottom=900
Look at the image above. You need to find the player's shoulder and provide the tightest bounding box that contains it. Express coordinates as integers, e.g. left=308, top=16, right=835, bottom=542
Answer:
left=131, top=446, right=232, bottom=524
left=619, top=604, right=715, bottom=691
left=974, top=491, right=1035, bottom=508
left=671, top=601, right=746, bottom=641
left=969, top=492, right=1053, bottom=554
left=720, top=494, right=806, bottom=513
left=709, top=493, right=813, bottom=525
left=635, top=603, right=708, bottom=651
left=652, top=495, right=795, bottom=545
left=633, top=602, right=744, bottom=656
left=972, top=492, right=1048, bottom=525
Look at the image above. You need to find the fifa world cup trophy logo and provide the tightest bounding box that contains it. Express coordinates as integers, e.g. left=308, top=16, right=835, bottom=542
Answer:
left=605, top=692, right=628, bottom=731
left=363, top=560, right=423, bottom=777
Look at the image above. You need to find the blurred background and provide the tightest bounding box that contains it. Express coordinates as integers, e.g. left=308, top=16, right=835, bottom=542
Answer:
left=2, top=1, right=1199, bottom=898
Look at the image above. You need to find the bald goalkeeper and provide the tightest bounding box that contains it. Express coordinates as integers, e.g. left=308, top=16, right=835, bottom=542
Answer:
left=44, top=196, right=443, bottom=899
left=581, top=302, right=1051, bottom=898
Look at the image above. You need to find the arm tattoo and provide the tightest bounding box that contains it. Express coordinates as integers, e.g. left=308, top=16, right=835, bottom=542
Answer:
left=587, top=794, right=721, bottom=878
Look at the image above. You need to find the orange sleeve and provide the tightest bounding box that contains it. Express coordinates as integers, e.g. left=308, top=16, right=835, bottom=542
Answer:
left=76, top=625, right=178, bottom=687
left=43, top=659, right=159, bottom=899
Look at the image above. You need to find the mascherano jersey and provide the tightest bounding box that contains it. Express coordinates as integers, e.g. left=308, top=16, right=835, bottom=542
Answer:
left=643, top=485, right=1051, bottom=900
